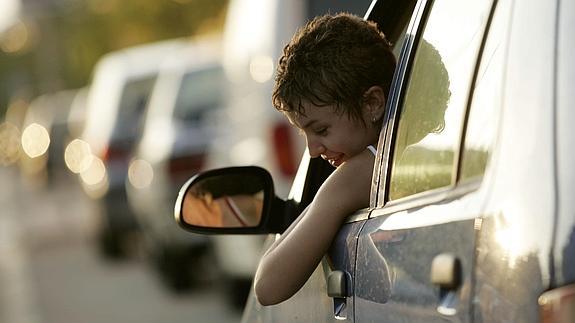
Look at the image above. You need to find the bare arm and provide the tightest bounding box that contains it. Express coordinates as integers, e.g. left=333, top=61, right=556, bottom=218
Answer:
left=254, top=150, right=374, bottom=305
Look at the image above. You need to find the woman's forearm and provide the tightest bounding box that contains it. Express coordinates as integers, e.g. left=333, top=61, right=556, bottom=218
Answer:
left=253, top=151, right=374, bottom=306
left=254, top=198, right=345, bottom=305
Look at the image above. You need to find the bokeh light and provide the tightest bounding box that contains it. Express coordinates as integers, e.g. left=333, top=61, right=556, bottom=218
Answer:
left=249, top=55, right=274, bottom=83
left=21, top=123, right=50, bottom=158
left=64, top=139, right=93, bottom=174
left=80, top=156, right=107, bottom=186
left=79, top=156, right=109, bottom=199
left=0, top=19, right=34, bottom=55
left=128, top=159, right=154, bottom=189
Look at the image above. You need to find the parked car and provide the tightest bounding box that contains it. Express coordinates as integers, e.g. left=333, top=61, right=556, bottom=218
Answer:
left=204, top=0, right=372, bottom=307
left=173, top=0, right=575, bottom=321
left=80, top=39, right=187, bottom=258
left=125, top=37, right=226, bottom=291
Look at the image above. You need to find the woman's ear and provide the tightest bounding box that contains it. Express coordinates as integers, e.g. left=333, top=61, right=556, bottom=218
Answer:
left=362, top=86, right=386, bottom=122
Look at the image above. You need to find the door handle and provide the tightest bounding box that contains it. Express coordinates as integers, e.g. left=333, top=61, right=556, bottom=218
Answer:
left=327, top=270, right=350, bottom=297
left=327, top=270, right=350, bottom=319
left=430, top=253, right=461, bottom=290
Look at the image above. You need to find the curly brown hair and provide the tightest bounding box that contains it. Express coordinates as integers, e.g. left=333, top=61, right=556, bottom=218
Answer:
left=272, top=13, right=396, bottom=123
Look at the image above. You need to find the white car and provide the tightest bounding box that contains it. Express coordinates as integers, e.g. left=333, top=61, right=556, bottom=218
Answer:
left=79, top=39, right=187, bottom=258
left=126, top=37, right=227, bottom=291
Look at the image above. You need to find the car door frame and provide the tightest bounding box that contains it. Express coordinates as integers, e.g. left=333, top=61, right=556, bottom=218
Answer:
left=354, top=0, right=500, bottom=321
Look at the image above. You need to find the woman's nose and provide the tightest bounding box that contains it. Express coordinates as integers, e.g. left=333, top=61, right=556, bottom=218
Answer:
left=307, top=137, right=325, bottom=158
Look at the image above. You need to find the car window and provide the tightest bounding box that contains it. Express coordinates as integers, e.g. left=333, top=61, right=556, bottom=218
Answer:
left=459, top=1, right=508, bottom=181
left=112, top=76, right=156, bottom=142
left=388, top=0, right=494, bottom=201
left=173, top=65, right=225, bottom=124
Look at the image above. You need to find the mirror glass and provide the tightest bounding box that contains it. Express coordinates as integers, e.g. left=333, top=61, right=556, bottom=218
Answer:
left=181, top=173, right=266, bottom=228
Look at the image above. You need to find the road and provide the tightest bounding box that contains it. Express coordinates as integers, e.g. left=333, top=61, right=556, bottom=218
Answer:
left=0, top=166, right=242, bottom=323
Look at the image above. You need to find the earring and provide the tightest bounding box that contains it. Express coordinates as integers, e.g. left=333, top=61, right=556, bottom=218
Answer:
left=372, top=116, right=377, bottom=123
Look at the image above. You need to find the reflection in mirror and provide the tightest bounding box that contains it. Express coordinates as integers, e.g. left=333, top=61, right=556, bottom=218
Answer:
left=182, top=173, right=265, bottom=228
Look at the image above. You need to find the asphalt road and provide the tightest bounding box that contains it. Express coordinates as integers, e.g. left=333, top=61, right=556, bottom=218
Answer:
left=0, top=167, right=242, bottom=323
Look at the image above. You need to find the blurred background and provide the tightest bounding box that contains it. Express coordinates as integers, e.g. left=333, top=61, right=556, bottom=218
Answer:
left=0, top=0, right=369, bottom=322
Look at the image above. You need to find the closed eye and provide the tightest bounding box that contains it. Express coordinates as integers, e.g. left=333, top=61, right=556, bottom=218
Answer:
left=314, top=128, right=328, bottom=136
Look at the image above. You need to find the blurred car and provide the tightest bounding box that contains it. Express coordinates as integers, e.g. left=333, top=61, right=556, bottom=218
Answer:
left=174, top=0, right=575, bottom=321
left=19, top=88, right=86, bottom=187
left=204, top=0, right=372, bottom=308
left=126, top=37, right=227, bottom=291
left=79, top=39, right=187, bottom=258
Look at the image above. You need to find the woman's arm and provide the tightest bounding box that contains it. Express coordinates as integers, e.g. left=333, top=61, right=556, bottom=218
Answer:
left=254, top=150, right=374, bottom=306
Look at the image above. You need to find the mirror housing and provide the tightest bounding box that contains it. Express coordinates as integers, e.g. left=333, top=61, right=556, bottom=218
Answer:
left=174, top=166, right=295, bottom=234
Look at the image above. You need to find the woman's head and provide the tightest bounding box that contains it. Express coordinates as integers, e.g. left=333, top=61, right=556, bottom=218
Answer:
left=272, top=13, right=396, bottom=124
left=272, top=13, right=396, bottom=166
left=284, top=94, right=384, bottom=167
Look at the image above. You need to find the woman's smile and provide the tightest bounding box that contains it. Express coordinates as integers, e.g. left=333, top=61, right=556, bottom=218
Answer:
left=321, top=153, right=345, bottom=167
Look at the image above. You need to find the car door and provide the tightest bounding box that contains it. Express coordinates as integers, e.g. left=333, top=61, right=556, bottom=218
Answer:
left=354, top=0, right=498, bottom=321
left=240, top=154, right=339, bottom=322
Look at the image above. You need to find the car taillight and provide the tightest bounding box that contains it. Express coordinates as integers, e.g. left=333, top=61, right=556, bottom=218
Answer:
left=168, top=153, right=205, bottom=179
left=272, top=122, right=297, bottom=178
left=539, top=284, right=575, bottom=323
left=102, top=145, right=129, bottom=162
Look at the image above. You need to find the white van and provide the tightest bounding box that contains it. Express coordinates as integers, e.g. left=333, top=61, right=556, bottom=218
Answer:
left=79, top=39, right=187, bottom=257
left=126, top=37, right=227, bottom=290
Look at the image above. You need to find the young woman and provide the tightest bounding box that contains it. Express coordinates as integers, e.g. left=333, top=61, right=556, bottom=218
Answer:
left=254, top=13, right=397, bottom=306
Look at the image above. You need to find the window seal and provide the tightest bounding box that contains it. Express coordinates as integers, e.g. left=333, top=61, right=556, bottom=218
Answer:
left=373, top=0, right=434, bottom=208
left=454, top=0, right=499, bottom=184
left=370, top=179, right=480, bottom=220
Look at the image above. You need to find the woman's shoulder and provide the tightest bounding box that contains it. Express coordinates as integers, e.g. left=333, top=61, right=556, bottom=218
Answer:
left=343, top=148, right=376, bottom=170
left=325, top=149, right=375, bottom=187
left=315, top=149, right=375, bottom=212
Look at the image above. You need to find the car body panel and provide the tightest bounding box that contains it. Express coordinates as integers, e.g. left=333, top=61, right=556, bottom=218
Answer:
left=355, top=0, right=494, bottom=321
left=240, top=209, right=365, bottom=322
left=472, top=0, right=557, bottom=320
left=357, top=188, right=481, bottom=322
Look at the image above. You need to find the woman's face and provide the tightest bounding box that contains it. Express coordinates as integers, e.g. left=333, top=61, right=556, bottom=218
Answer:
left=286, top=103, right=379, bottom=167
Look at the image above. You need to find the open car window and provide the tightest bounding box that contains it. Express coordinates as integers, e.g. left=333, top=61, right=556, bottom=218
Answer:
left=384, top=0, right=495, bottom=203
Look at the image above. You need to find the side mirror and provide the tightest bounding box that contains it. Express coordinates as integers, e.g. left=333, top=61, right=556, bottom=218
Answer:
left=174, top=166, right=292, bottom=234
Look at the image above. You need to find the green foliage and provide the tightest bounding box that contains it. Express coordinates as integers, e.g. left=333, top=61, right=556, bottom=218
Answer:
left=0, top=0, right=228, bottom=117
